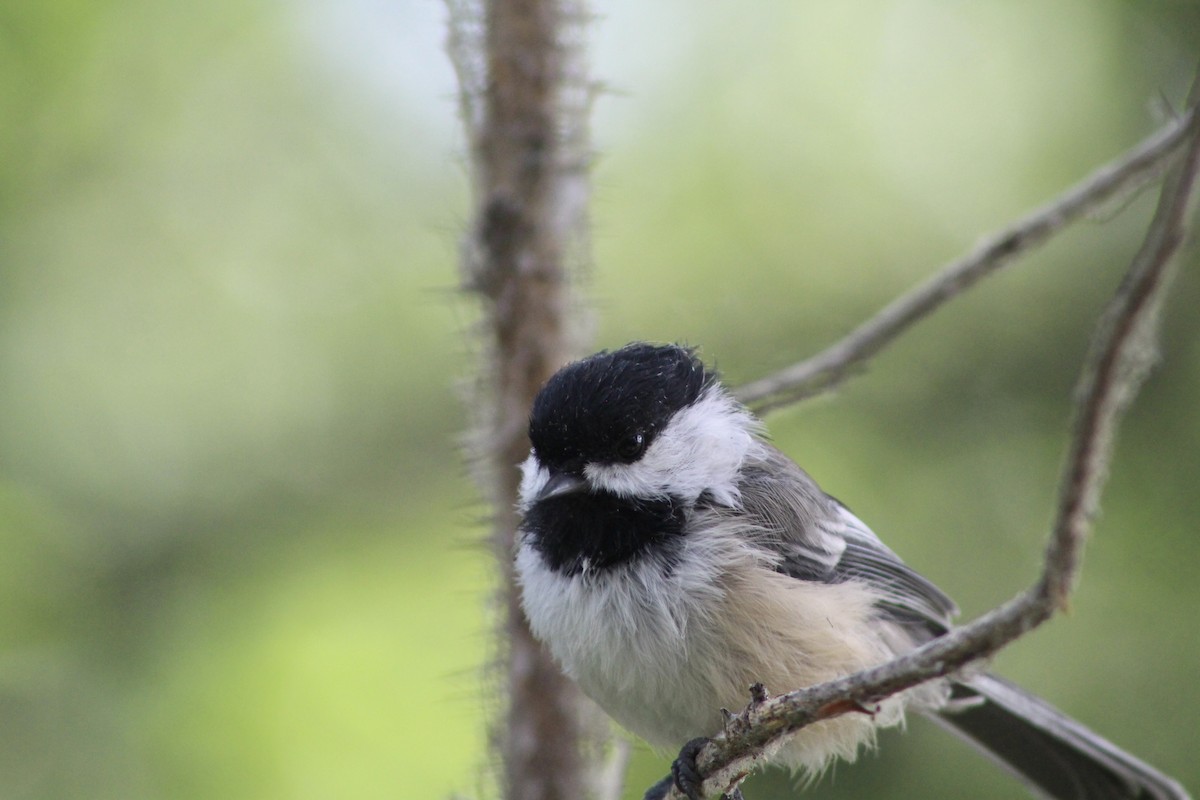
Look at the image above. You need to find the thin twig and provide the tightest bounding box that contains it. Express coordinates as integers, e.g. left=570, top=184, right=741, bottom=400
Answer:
left=735, top=106, right=1199, bottom=413
left=667, top=73, right=1200, bottom=800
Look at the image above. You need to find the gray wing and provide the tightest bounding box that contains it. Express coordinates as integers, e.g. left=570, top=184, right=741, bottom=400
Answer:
left=733, top=445, right=958, bottom=636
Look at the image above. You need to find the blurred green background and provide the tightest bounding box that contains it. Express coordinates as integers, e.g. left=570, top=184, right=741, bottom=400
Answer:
left=1, top=1, right=1197, bottom=798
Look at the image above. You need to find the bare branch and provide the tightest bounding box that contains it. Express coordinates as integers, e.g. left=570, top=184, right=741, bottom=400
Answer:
left=735, top=106, right=1199, bottom=413
left=1043, top=71, right=1200, bottom=611
left=668, top=73, right=1200, bottom=800
left=448, top=1, right=599, bottom=798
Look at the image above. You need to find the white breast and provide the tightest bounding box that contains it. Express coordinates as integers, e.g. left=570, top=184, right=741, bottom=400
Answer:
left=516, top=516, right=939, bottom=772
left=516, top=524, right=736, bottom=748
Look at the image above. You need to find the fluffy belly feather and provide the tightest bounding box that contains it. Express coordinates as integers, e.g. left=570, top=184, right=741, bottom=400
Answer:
left=516, top=538, right=940, bottom=774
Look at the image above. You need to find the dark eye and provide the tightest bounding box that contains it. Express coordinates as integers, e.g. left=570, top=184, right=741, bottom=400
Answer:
left=616, top=431, right=646, bottom=461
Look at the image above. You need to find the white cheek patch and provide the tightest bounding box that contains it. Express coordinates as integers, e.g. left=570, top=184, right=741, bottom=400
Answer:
left=585, top=388, right=760, bottom=506
left=517, top=454, right=548, bottom=512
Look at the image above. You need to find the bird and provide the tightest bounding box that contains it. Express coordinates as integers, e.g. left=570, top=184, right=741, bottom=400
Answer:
left=513, top=342, right=1190, bottom=800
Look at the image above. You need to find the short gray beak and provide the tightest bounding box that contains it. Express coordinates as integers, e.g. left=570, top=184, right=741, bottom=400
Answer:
left=536, top=472, right=587, bottom=501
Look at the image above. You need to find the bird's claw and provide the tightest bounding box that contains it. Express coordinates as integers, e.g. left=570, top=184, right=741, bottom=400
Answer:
left=671, top=737, right=714, bottom=800
left=645, top=737, right=745, bottom=800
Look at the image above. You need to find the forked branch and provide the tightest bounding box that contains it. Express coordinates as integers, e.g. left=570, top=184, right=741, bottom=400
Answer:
left=736, top=104, right=1199, bottom=413
left=671, top=72, right=1200, bottom=800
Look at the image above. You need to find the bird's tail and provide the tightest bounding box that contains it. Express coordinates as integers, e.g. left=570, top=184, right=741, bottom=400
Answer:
left=926, top=673, right=1190, bottom=800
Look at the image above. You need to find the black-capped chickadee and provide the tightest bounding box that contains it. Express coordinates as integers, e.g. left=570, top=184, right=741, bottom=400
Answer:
left=515, top=342, right=1189, bottom=800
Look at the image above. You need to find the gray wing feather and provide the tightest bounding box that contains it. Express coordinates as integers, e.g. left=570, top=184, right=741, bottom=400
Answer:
left=735, top=445, right=957, bottom=635
left=734, top=446, right=1189, bottom=800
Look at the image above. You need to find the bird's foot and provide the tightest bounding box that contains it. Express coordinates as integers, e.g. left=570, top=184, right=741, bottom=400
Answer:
left=671, top=737, right=710, bottom=800
left=644, top=737, right=744, bottom=800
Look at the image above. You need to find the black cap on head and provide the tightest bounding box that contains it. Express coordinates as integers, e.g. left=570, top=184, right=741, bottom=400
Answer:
left=529, top=343, right=713, bottom=474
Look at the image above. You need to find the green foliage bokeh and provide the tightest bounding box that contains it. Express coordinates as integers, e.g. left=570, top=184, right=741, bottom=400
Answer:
left=0, top=2, right=1196, bottom=798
